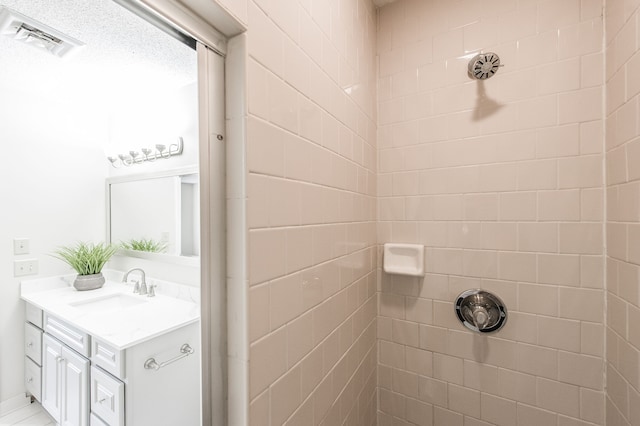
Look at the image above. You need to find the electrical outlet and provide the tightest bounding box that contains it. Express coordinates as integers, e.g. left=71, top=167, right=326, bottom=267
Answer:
left=13, top=238, right=30, bottom=255
left=14, top=259, right=38, bottom=277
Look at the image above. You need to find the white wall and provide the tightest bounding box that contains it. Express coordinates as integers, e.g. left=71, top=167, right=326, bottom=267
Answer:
left=106, top=82, right=199, bottom=178
left=0, top=83, right=107, bottom=404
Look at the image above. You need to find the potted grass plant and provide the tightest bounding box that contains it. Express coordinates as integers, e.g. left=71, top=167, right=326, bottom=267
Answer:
left=53, top=242, right=118, bottom=291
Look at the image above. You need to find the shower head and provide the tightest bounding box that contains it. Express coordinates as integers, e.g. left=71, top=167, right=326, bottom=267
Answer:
left=468, top=52, right=502, bottom=80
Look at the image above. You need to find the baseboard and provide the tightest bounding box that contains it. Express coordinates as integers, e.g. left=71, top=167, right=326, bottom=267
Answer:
left=0, top=393, right=31, bottom=417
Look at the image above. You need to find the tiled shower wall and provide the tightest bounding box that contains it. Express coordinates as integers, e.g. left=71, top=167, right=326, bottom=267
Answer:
left=245, top=0, right=379, bottom=424
left=604, top=1, right=640, bottom=425
left=377, top=1, right=605, bottom=425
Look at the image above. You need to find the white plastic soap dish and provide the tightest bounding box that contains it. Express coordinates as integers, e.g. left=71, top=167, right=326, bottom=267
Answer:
left=383, top=243, right=425, bottom=277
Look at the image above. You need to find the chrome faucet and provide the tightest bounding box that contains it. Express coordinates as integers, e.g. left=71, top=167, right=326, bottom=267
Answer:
left=122, top=268, right=147, bottom=295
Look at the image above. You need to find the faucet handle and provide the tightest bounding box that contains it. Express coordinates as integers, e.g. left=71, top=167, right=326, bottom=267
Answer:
left=132, top=280, right=140, bottom=294
left=139, top=280, right=148, bottom=295
left=147, top=284, right=156, bottom=297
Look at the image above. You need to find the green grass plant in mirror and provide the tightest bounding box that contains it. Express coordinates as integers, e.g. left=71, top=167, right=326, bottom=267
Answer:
left=121, top=238, right=168, bottom=253
left=53, top=242, right=118, bottom=275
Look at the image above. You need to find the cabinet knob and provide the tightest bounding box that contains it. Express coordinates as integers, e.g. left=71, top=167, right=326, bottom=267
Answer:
left=56, top=356, right=64, bottom=363
left=27, top=342, right=33, bottom=348
left=98, top=398, right=107, bottom=404
left=27, top=378, right=33, bottom=383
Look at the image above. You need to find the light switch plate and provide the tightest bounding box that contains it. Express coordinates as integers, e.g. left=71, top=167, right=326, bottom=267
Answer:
left=14, top=259, right=38, bottom=277
left=13, top=238, right=29, bottom=255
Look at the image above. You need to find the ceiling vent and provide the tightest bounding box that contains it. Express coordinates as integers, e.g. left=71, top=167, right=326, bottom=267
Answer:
left=0, top=7, right=84, bottom=58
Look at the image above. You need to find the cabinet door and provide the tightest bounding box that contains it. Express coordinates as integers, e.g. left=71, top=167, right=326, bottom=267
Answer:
left=42, top=334, right=63, bottom=422
left=61, top=346, right=89, bottom=426
left=90, top=366, right=124, bottom=426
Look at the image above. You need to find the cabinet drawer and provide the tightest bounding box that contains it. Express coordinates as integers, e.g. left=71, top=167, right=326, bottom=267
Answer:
left=44, top=314, right=90, bottom=357
left=24, top=322, right=42, bottom=365
left=90, top=413, right=108, bottom=426
left=91, top=339, right=123, bottom=380
left=25, top=304, right=43, bottom=329
left=91, top=367, right=124, bottom=426
left=24, top=356, right=41, bottom=402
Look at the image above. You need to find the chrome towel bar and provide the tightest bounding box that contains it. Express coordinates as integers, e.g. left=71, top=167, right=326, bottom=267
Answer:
left=144, top=343, right=194, bottom=371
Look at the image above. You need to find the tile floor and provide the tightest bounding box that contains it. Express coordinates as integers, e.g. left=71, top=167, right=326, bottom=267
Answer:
left=0, top=403, right=53, bottom=426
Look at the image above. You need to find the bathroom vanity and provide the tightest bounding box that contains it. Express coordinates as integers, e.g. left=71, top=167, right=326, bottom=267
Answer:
left=21, top=274, right=201, bottom=426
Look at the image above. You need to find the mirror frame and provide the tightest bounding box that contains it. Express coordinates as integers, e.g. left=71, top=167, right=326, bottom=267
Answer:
left=106, top=166, right=199, bottom=267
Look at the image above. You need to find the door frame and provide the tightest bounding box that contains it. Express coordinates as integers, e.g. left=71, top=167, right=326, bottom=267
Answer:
left=119, top=1, right=248, bottom=425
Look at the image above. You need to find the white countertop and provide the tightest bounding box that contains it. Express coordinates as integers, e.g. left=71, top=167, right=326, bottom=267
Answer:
left=21, top=274, right=200, bottom=350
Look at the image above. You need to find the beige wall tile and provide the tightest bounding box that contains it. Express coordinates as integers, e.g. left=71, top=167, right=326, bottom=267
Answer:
left=517, top=159, right=558, bottom=191
left=559, top=222, right=603, bottom=255
left=558, top=351, right=603, bottom=389
left=270, top=367, right=301, bottom=425
left=497, top=368, right=536, bottom=406
left=463, top=360, right=499, bottom=394
left=250, top=283, right=270, bottom=342
left=405, top=297, right=433, bottom=325
left=406, top=398, right=434, bottom=426
left=433, top=354, right=463, bottom=385
left=581, top=255, right=604, bottom=288
left=538, top=316, right=582, bottom=352
left=287, top=312, right=313, bottom=367
left=516, top=404, right=557, bottom=426
left=518, top=283, right=558, bottom=316
left=419, top=325, right=448, bottom=354
left=270, top=273, right=303, bottom=330
left=558, top=287, right=603, bottom=322
left=250, top=328, right=288, bottom=398
left=558, top=155, right=603, bottom=189
left=517, top=343, right=558, bottom=380
left=392, top=368, right=419, bottom=398
left=418, top=376, right=448, bottom=407
left=249, top=229, right=287, bottom=285
left=499, top=252, right=537, bottom=282
left=433, top=406, right=463, bottom=426
left=581, top=321, right=604, bottom=357
left=405, top=346, right=433, bottom=377
left=538, top=254, right=580, bottom=286
left=392, top=319, right=420, bottom=347
left=481, top=223, right=518, bottom=250
left=536, top=377, right=580, bottom=417
left=559, top=87, right=603, bottom=124
left=499, top=192, right=537, bottom=221
left=518, top=222, right=558, bottom=252
left=448, top=384, right=481, bottom=417
left=538, top=190, right=581, bottom=221
left=480, top=393, right=516, bottom=426
left=249, top=389, right=270, bottom=426
left=580, top=388, right=605, bottom=424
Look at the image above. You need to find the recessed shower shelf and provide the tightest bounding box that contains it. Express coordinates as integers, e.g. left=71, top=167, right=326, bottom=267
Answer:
left=383, top=243, right=425, bottom=277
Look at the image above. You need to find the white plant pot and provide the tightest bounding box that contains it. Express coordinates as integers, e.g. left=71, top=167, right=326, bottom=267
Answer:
left=73, top=272, right=105, bottom=291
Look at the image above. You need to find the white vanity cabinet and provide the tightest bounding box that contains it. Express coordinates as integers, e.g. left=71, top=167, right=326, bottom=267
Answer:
left=24, top=300, right=200, bottom=426
left=42, top=333, right=89, bottom=426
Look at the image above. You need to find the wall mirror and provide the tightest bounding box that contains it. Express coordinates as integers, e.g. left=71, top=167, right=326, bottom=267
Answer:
left=107, top=167, right=199, bottom=265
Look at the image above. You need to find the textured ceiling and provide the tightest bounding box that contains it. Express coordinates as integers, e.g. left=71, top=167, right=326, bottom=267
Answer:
left=0, top=0, right=196, bottom=101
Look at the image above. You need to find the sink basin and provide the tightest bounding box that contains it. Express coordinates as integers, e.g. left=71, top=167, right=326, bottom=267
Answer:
left=69, top=293, right=147, bottom=312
